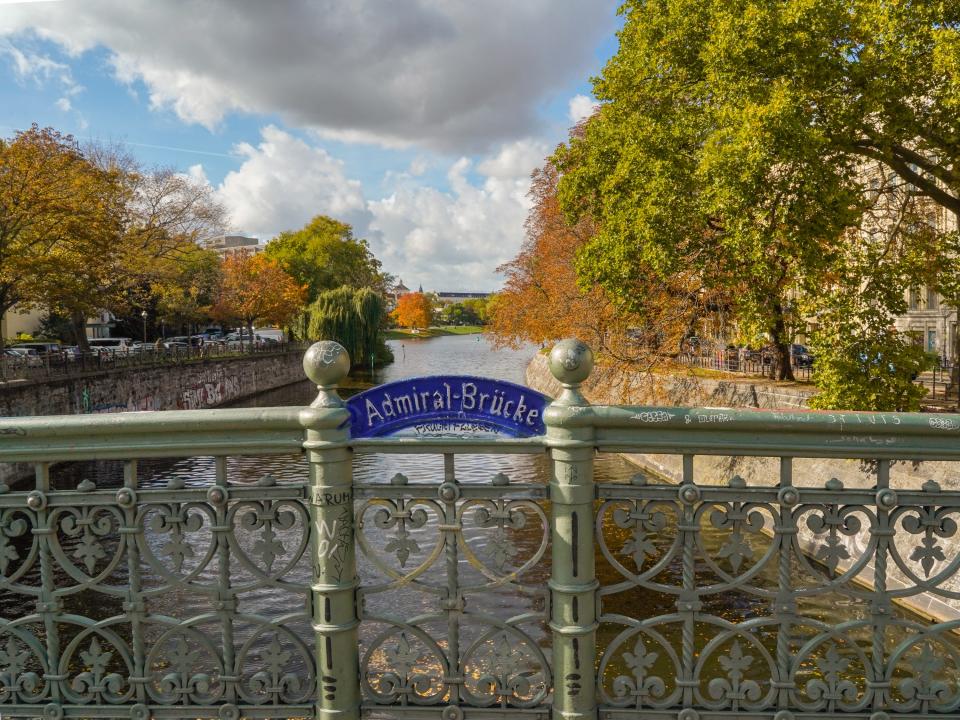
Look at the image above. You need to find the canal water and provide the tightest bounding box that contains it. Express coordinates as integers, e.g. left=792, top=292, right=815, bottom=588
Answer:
left=1, top=334, right=952, bottom=708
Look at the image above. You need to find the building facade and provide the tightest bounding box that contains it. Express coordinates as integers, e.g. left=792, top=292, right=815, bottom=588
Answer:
left=203, top=235, right=262, bottom=256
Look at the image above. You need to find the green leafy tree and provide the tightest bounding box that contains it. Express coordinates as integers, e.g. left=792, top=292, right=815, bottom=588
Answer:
left=805, top=193, right=941, bottom=411
left=554, top=0, right=960, bottom=386
left=264, top=215, right=386, bottom=301
left=308, top=286, right=387, bottom=365
left=152, top=246, right=223, bottom=332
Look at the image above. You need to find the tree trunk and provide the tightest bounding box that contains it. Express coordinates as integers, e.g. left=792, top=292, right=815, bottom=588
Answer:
left=72, top=312, right=90, bottom=352
left=247, top=320, right=254, bottom=352
left=769, top=303, right=795, bottom=382
left=0, top=289, right=18, bottom=353
left=952, top=308, right=960, bottom=407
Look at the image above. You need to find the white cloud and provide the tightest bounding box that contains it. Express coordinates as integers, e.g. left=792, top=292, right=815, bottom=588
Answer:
left=568, top=94, right=598, bottom=124
left=54, top=95, right=70, bottom=111
left=0, top=37, right=77, bottom=89
left=214, top=126, right=369, bottom=239
left=367, top=139, right=546, bottom=290
left=0, top=1, right=616, bottom=151
left=185, top=163, right=208, bottom=185
left=208, top=126, right=542, bottom=290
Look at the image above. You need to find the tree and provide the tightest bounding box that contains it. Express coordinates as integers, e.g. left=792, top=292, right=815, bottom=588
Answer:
left=490, top=162, right=708, bottom=391
left=0, top=126, right=128, bottom=351
left=264, top=215, right=386, bottom=301
left=308, top=286, right=387, bottom=366
left=152, top=246, right=223, bottom=332
left=554, top=0, right=960, bottom=383
left=391, top=292, right=434, bottom=330
left=212, top=252, right=306, bottom=349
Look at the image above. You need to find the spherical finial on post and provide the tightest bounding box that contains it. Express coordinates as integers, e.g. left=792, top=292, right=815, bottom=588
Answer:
left=303, top=341, right=350, bottom=407
left=547, top=338, right=593, bottom=406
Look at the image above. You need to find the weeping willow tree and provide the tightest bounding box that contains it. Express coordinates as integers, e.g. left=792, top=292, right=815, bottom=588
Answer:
left=308, top=285, right=389, bottom=365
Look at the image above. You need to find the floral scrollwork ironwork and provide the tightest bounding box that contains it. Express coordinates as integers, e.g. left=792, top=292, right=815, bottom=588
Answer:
left=363, top=629, right=446, bottom=705
left=898, top=641, right=951, bottom=708
left=0, top=633, right=44, bottom=703
left=0, top=509, right=31, bottom=578
left=610, top=634, right=667, bottom=708
left=373, top=500, right=430, bottom=569
left=901, top=508, right=958, bottom=578
left=462, top=627, right=549, bottom=708
left=70, top=637, right=126, bottom=702
left=707, top=641, right=763, bottom=708
left=709, top=503, right=765, bottom=574
left=804, top=644, right=858, bottom=706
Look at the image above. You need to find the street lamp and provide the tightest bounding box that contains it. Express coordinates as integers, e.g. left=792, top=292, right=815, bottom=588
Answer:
left=141, top=310, right=148, bottom=343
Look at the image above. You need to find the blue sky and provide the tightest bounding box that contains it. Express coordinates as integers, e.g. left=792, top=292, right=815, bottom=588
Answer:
left=0, top=0, right=621, bottom=290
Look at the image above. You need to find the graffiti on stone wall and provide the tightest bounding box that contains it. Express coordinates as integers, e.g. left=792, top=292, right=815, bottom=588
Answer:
left=78, top=387, right=163, bottom=414
left=75, top=367, right=245, bottom=413
left=178, top=370, right=243, bottom=410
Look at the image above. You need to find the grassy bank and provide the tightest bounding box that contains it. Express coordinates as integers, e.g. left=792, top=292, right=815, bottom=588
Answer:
left=385, top=325, right=484, bottom=339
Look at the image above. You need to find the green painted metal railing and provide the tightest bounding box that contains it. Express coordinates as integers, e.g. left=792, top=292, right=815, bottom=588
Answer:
left=0, top=339, right=959, bottom=719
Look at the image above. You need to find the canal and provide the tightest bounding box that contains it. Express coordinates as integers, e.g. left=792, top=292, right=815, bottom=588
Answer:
left=1, top=333, right=953, bottom=710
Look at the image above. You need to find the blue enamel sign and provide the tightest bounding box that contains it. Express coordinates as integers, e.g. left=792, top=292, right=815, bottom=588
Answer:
left=346, top=375, right=550, bottom=438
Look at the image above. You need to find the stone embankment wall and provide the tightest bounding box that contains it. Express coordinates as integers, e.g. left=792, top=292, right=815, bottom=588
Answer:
left=526, top=352, right=816, bottom=409
left=0, top=352, right=305, bottom=417
left=527, top=353, right=960, bottom=623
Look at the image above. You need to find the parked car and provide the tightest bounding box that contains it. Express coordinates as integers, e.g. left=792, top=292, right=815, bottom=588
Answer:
left=88, top=337, right=134, bottom=356
left=167, top=335, right=206, bottom=347
left=7, top=347, right=43, bottom=367
left=13, top=342, right=67, bottom=364
left=790, top=344, right=814, bottom=368
left=225, top=331, right=265, bottom=348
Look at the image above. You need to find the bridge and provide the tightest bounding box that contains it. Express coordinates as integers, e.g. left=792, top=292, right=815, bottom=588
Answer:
left=0, top=339, right=958, bottom=719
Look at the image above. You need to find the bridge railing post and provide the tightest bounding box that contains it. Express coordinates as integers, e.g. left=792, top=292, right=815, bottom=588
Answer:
left=301, top=342, right=360, bottom=720
left=545, top=339, right=597, bottom=720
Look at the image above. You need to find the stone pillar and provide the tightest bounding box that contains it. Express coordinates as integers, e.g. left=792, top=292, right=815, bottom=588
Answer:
left=300, top=341, right=360, bottom=720
left=544, top=339, right=597, bottom=720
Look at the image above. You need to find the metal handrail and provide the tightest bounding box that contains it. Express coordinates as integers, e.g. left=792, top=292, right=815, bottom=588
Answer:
left=0, top=340, right=959, bottom=720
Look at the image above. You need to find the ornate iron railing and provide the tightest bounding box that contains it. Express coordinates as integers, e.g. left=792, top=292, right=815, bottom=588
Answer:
left=0, top=340, right=959, bottom=719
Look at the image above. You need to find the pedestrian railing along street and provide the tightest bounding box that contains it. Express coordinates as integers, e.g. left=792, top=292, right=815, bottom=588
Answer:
left=0, top=342, right=306, bottom=384
left=0, top=340, right=959, bottom=719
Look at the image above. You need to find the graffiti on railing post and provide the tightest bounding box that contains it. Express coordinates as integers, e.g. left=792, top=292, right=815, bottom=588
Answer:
left=302, top=341, right=361, bottom=720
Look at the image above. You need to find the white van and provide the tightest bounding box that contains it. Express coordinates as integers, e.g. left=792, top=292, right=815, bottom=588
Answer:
left=88, top=337, right=133, bottom=355
left=253, top=327, right=285, bottom=344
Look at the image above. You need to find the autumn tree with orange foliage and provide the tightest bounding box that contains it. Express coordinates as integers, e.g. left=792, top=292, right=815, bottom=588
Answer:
left=391, top=292, right=434, bottom=330
left=489, top=161, right=713, bottom=400
left=212, top=252, right=306, bottom=349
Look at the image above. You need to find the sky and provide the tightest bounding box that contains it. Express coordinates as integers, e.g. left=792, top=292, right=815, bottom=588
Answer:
left=0, top=0, right=621, bottom=292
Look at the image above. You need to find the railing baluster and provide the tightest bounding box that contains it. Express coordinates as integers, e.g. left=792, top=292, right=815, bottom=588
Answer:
left=213, top=455, right=238, bottom=704
left=441, top=453, right=462, bottom=706
left=871, top=458, right=893, bottom=710
left=544, top=340, right=596, bottom=720
left=678, top=453, right=698, bottom=709
left=302, top=343, right=360, bottom=720
left=121, top=460, right=148, bottom=706
left=32, top=462, right=62, bottom=711
left=774, top=457, right=797, bottom=710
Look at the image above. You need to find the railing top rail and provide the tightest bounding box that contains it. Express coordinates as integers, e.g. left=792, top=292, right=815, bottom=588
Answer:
left=0, top=406, right=307, bottom=461
left=5, top=339, right=960, bottom=464
left=572, top=405, right=960, bottom=460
